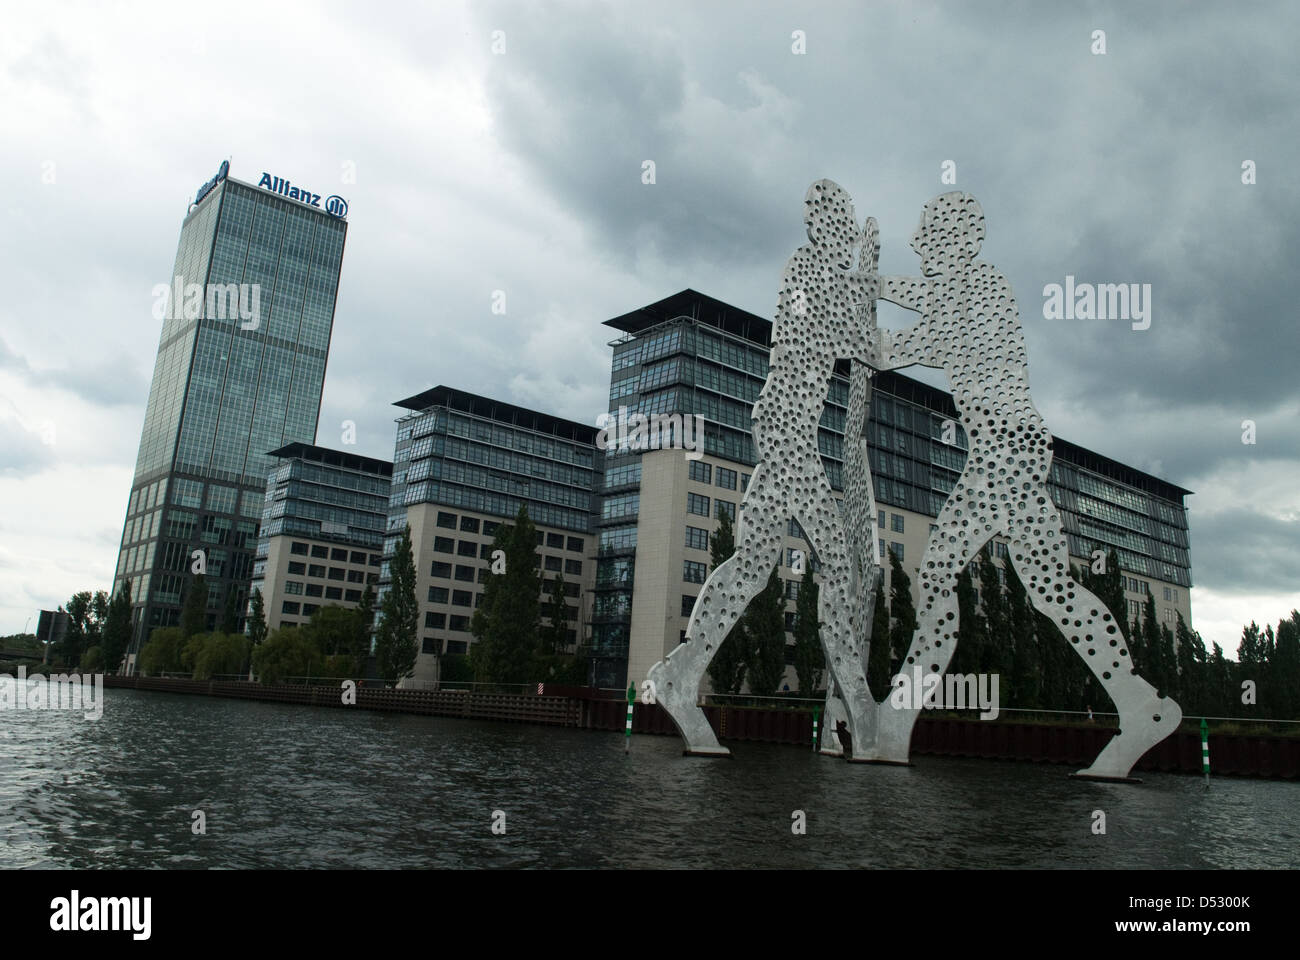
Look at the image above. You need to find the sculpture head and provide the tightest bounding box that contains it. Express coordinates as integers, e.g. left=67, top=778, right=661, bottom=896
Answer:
left=804, top=179, right=858, bottom=270
left=911, top=192, right=985, bottom=276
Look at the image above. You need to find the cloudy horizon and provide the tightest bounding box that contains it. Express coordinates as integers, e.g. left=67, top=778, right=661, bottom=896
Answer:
left=1, top=0, right=1296, bottom=656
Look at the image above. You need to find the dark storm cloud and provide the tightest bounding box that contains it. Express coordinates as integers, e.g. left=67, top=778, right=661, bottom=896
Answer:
left=1187, top=508, right=1300, bottom=594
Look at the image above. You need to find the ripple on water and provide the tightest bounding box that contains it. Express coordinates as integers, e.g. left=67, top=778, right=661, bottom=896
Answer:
left=1, top=689, right=1297, bottom=868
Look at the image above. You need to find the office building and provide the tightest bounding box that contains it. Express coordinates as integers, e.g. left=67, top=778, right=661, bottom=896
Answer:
left=249, top=443, right=391, bottom=631
left=596, top=290, right=1194, bottom=692
left=112, top=160, right=348, bottom=670
left=381, top=387, right=602, bottom=683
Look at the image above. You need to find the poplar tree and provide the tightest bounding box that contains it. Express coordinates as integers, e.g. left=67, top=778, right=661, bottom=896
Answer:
left=180, top=573, right=208, bottom=639
left=866, top=577, right=892, bottom=698
left=887, top=551, right=916, bottom=678
left=100, top=579, right=133, bottom=675
left=375, top=524, right=419, bottom=684
left=542, top=572, right=570, bottom=655
left=1006, top=559, right=1040, bottom=708
left=744, top=566, right=787, bottom=695
left=705, top=509, right=746, bottom=695
left=791, top=565, right=823, bottom=695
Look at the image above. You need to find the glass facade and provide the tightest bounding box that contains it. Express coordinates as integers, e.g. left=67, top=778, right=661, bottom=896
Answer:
left=113, top=169, right=348, bottom=662
left=593, top=290, right=1194, bottom=688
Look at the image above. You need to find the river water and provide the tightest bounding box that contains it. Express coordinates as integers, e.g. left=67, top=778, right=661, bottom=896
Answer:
left=2, top=688, right=1296, bottom=869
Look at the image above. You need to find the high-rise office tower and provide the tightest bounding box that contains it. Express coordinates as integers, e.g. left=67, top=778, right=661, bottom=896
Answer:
left=113, top=161, right=349, bottom=669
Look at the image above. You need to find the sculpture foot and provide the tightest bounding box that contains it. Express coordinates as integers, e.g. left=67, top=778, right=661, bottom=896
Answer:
left=647, top=658, right=730, bottom=757
left=1074, top=694, right=1181, bottom=781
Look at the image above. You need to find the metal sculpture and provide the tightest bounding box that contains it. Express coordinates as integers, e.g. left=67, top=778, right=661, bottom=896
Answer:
left=864, top=192, right=1182, bottom=779
left=645, top=180, right=883, bottom=757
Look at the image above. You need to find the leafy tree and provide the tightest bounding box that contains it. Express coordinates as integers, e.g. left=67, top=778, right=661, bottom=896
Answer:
left=541, top=572, right=570, bottom=656
left=976, top=553, right=1012, bottom=681
left=303, top=605, right=362, bottom=657
left=80, top=646, right=104, bottom=672
left=138, top=626, right=185, bottom=676
left=353, top=582, right=375, bottom=660
left=887, top=550, right=916, bottom=677
left=100, top=579, right=133, bottom=675
left=247, top=588, right=267, bottom=643
left=180, top=572, right=208, bottom=639
left=1208, top=642, right=1233, bottom=717
left=221, top=586, right=241, bottom=635
left=60, top=590, right=107, bottom=667
left=1175, top=613, right=1205, bottom=716
left=1272, top=610, right=1300, bottom=721
left=1157, top=622, right=1180, bottom=705
left=375, top=524, right=419, bottom=684
left=1006, top=559, right=1040, bottom=708
left=1141, top=593, right=1167, bottom=696
left=470, top=506, right=542, bottom=684
left=866, top=576, right=892, bottom=698
left=704, top=508, right=746, bottom=695
left=190, top=632, right=252, bottom=680
left=791, top=565, right=823, bottom=695
left=950, top=566, right=983, bottom=678
left=744, top=566, right=787, bottom=695
left=252, top=628, right=324, bottom=684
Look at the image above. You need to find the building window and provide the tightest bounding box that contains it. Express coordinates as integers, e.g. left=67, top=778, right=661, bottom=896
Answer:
left=311, top=545, right=328, bottom=558
left=425, top=612, right=445, bottom=629
left=681, top=595, right=696, bottom=617
left=328, top=567, right=346, bottom=581
left=716, top=467, right=737, bottom=490
left=434, top=537, right=455, bottom=553
left=457, top=540, right=477, bottom=557
left=452, top=590, right=472, bottom=607
left=477, top=569, right=489, bottom=584
left=305, top=583, right=323, bottom=598
left=483, top=521, right=499, bottom=537
left=460, top=516, right=480, bottom=533
left=308, top=564, right=326, bottom=578
left=715, top=500, right=735, bottom=521
left=421, top=637, right=440, bottom=654
left=325, top=587, right=343, bottom=600
left=288, top=561, right=306, bottom=575
left=688, top=461, right=712, bottom=484
left=290, top=542, right=309, bottom=556
left=446, top=639, right=468, bottom=656
left=369, top=554, right=382, bottom=566
left=891, top=513, right=904, bottom=533
left=687, top=493, right=711, bottom=517
left=567, top=536, right=584, bottom=552
left=685, top=526, right=709, bottom=551
left=683, top=560, right=707, bottom=584
left=547, top=532, right=564, bottom=549
left=350, top=551, right=368, bottom=564
left=284, top=581, right=303, bottom=595
left=741, top=474, right=750, bottom=490
left=281, top=601, right=300, bottom=615
left=564, top=559, right=582, bottom=575
left=345, top=589, right=361, bottom=602
left=330, top=548, right=348, bottom=562
left=429, top=586, right=449, bottom=603
left=454, top=565, right=475, bottom=582
left=449, top=615, right=470, bottom=632
left=535, top=531, right=544, bottom=545
left=302, top=604, right=319, bottom=617
left=545, top=555, right=562, bottom=572
left=347, top=570, right=364, bottom=583
left=888, top=542, right=904, bottom=561
left=437, top=511, right=457, bottom=529
left=1163, top=586, right=1172, bottom=602
left=785, top=612, right=797, bottom=631
left=878, top=511, right=886, bottom=529
left=431, top=561, right=452, bottom=578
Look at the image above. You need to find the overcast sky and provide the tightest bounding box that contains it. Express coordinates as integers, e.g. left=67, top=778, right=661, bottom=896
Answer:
left=1, top=0, right=1295, bottom=655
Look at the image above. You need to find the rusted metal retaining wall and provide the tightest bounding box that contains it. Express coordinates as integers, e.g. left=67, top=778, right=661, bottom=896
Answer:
left=105, top=677, right=1298, bottom=779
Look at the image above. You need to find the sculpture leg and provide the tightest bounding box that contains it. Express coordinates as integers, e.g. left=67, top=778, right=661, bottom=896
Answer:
left=870, top=503, right=990, bottom=762
left=647, top=462, right=785, bottom=756
left=794, top=468, right=877, bottom=760
left=1009, top=527, right=1182, bottom=780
